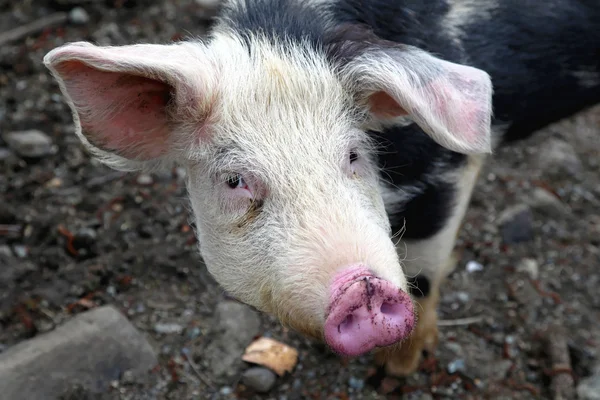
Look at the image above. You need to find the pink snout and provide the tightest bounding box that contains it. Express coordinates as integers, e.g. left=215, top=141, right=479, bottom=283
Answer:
left=324, top=266, right=415, bottom=357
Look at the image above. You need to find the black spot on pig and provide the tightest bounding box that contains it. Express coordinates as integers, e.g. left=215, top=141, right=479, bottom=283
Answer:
left=373, top=124, right=466, bottom=185
left=398, top=181, right=456, bottom=240
left=408, top=274, right=430, bottom=298
left=373, top=124, right=464, bottom=240
left=453, top=0, right=600, bottom=142
left=221, top=0, right=327, bottom=49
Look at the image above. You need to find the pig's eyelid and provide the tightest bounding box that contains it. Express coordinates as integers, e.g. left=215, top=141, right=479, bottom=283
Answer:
left=225, top=173, right=247, bottom=189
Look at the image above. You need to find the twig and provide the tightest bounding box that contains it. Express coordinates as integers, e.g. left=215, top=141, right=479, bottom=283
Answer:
left=85, top=171, right=127, bottom=188
left=0, top=224, right=22, bottom=238
left=438, top=316, right=483, bottom=326
left=182, top=351, right=213, bottom=388
left=538, top=325, right=575, bottom=400
left=0, top=13, right=67, bottom=46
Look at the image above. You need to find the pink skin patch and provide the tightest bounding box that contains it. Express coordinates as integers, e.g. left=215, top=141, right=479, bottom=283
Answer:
left=55, top=60, right=173, bottom=160
left=324, top=266, right=415, bottom=357
left=426, top=78, right=484, bottom=144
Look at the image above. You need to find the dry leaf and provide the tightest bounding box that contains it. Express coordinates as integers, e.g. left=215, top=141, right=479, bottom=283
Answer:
left=242, top=337, right=298, bottom=376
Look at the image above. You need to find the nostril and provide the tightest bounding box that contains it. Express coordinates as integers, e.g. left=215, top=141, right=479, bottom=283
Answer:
left=380, top=302, right=402, bottom=316
left=338, top=314, right=354, bottom=334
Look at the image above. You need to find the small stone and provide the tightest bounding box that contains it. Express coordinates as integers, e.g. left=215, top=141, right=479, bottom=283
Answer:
left=136, top=174, right=154, bottom=186
left=445, top=342, right=463, bottom=356
left=0, top=147, right=13, bottom=160
left=242, top=367, right=277, bottom=393
left=517, top=258, right=539, bottom=280
left=154, top=323, right=184, bottom=335
left=466, top=260, right=484, bottom=273
left=447, top=359, right=466, bottom=374
left=12, top=245, right=28, bottom=258
left=69, top=7, right=90, bottom=24
left=348, top=376, right=365, bottom=390
left=219, top=386, right=233, bottom=395
left=3, top=130, right=54, bottom=158
left=73, top=228, right=97, bottom=251
left=187, top=326, right=202, bottom=339
left=456, top=291, right=470, bottom=303
left=106, top=286, right=117, bottom=297
left=498, top=205, right=534, bottom=244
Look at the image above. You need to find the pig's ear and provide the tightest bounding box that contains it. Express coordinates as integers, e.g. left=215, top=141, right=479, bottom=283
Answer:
left=44, top=41, right=211, bottom=170
left=340, top=44, right=493, bottom=154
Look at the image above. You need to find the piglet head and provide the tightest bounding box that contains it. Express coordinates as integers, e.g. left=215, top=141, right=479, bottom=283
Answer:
left=44, top=27, right=492, bottom=357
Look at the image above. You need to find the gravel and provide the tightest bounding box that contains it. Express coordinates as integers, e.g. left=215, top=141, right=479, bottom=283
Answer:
left=241, top=367, right=278, bottom=393
left=1, top=1, right=599, bottom=399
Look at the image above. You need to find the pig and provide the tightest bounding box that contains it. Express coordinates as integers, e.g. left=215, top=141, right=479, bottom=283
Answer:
left=44, top=0, right=600, bottom=376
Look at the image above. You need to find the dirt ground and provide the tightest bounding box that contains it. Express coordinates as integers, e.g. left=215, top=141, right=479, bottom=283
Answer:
left=1, top=1, right=599, bottom=399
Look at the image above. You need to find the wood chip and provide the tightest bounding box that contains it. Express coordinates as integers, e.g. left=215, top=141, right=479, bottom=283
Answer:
left=242, top=337, right=298, bottom=376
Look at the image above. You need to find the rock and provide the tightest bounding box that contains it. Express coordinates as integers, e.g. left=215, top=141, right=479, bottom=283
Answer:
left=533, top=138, right=582, bottom=179
left=348, top=376, right=365, bottom=390
left=578, top=364, right=600, bottom=400
left=154, top=322, right=184, bottom=335
left=465, top=260, right=484, bottom=273
left=12, top=244, right=28, bottom=258
left=517, top=258, right=539, bottom=280
left=0, top=147, right=13, bottom=160
left=498, top=205, right=534, bottom=244
left=195, top=0, right=221, bottom=8
left=136, top=174, right=154, bottom=186
left=447, top=359, right=466, bottom=374
left=0, top=306, right=157, bottom=399
left=219, top=386, right=233, bottom=395
left=73, top=228, right=97, bottom=252
left=204, top=300, right=261, bottom=377
left=242, top=367, right=277, bottom=393
left=68, top=7, right=90, bottom=24
left=2, top=130, right=54, bottom=158
left=456, top=291, right=470, bottom=303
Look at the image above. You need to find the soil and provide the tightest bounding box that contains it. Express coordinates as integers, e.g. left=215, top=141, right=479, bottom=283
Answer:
left=1, top=1, right=599, bottom=399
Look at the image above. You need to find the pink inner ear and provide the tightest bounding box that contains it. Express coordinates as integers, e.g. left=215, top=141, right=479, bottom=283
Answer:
left=56, top=60, right=173, bottom=160
left=426, top=76, right=488, bottom=146
left=368, top=91, right=408, bottom=118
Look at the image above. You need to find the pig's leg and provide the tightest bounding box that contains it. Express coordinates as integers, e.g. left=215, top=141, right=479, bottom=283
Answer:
left=376, top=154, right=485, bottom=376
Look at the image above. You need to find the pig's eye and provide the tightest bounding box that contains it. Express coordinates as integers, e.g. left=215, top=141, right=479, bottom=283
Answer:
left=226, top=174, right=246, bottom=189
left=349, top=150, right=359, bottom=163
